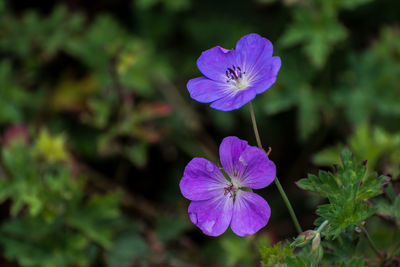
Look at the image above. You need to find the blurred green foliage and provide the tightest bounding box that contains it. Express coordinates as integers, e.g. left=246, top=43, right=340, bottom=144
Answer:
left=0, top=131, right=126, bottom=266
left=0, top=0, right=400, bottom=266
left=314, top=123, right=400, bottom=176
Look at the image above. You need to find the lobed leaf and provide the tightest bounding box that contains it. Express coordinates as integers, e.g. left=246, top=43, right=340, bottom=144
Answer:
left=298, top=148, right=386, bottom=237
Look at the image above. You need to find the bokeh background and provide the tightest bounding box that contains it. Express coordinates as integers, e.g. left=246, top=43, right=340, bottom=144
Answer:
left=0, top=0, right=399, bottom=266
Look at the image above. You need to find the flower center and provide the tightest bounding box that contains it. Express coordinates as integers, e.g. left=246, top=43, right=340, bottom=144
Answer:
left=225, top=65, right=248, bottom=90
left=223, top=182, right=238, bottom=198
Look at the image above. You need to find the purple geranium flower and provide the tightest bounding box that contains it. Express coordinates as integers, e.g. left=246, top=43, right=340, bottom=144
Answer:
left=179, top=136, right=276, bottom=236
left=187, top=33, right=281, bottom=111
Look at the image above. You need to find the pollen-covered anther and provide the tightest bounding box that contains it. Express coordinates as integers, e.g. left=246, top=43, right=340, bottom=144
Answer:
left=225, top=65, right=245, bottom=83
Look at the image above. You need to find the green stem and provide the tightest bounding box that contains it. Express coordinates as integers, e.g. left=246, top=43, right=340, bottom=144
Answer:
left=249, top=102, right=263, bottom=149
left=360, top=225, right=384, bottom=261
left=248, top=102, right=303, bottom=234
left=388, top=240, right=400, bottom=260
left=274, top=177, right=303, bottom=234
left=316, top=220, right=329, bottom=233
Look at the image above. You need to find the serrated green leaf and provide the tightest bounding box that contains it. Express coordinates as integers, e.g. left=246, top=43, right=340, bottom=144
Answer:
left=298, top=148, right=385, bottom=237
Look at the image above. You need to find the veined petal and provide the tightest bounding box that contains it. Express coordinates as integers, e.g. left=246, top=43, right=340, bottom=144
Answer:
left=249, top=56, right=281, bottom=94
left=231, top=190, right=270, bottom=236
left=210, top=88, right=256, bottom=111
left=219, top=136, right=249, bottom=177
left=237, top=146, right=276, bottom=189
left=235, top=33, right=273, bottom=73
left=188, top=194, right=233, bottom=236
left=187, top=77, right=228, bottom=103
left=180, top=158, right=228, bottom=201
left=197, top=46, right=234, bottom=82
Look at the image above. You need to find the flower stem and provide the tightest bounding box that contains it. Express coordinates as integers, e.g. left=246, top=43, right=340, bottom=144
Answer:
left=316, top=220, right=329, bottom=233
left=273, top=177, right=303, bottom=234
left=360, top=225, right=385, bottom=261
left=249, top=102, right=263, bottom=149
left=248, top=102, right=303, bottom=234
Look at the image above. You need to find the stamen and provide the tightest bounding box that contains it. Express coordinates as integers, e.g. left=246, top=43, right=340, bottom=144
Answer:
left=224, top=65, right=248, bottom=90
left=225, top=65, right=245, bottom=82
left=223, top=183, right=239, bottom=199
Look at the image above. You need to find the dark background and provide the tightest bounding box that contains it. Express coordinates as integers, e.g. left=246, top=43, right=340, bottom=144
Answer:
left=0, top=0, right=399, bottom=266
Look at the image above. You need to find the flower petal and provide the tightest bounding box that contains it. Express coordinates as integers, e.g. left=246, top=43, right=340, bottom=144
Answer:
left=187, top=77, right=228, bottom=103
left=197, top=46, right=234, bottom=82
left=188, top=195, right=233, bottom=236
left=237, top=146, right=276, bottom=189
left=231, top=190, right=270, bottom=236
left=249, top=56, right=281, bottom=94
left=235, top=33, right=273, bottom=73
left=180, top=158, right=228, bottom=201
left=219, top=136, right=249, bottom=177
left=209, top=88, right=256, bottom=111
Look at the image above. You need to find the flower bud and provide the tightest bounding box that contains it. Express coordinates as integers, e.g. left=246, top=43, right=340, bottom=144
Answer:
left=311, top=232, right=321, bottom=252
left=291, top=230, right=316, bottom=247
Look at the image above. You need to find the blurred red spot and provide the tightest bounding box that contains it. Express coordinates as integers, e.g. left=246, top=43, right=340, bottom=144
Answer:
left=150, top=102, right=173, bottom=116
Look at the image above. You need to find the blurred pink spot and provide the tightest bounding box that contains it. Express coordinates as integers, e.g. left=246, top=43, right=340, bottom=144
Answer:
left=1, top=124, right=29, bottom=147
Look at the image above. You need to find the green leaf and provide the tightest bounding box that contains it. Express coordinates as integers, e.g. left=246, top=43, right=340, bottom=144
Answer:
left=0, top=135, right=123, bottom=265
left=297, top=148, right=386, bottom=237
left=337, top=258, right=366, bottom=267
left=280, top=5, right=347, bottom=68
left=155, top=215, right=190, bottom=243
left=312, top=143, right=342, bottom=166
left=297, top=85, right=322, bottom=140
left=323, top=231, right=358, bottom=262
left=334, top=27, right=400, bottom=127
left=376, top=184, right=400, bottom=224
left=285, top=255, right=309, bottom=267
left=0, top=61, right=40, bottom=124
left=34, top=129, right=68, bottom=163
left=105, top=228, right=148, bottom=267
left=66, top=192, right=121, bottom=248
left=221, top=236, right=253, bottom=266
left=0, top=217, right=89, bottom=267
left=314, top=123, right=400, bottom=176
left=260, top=241, right=293, bottom=267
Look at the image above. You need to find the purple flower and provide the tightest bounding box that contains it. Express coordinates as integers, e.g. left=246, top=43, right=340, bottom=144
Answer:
left=187, top=33, right=281, bottom=111
left=179, top=136, right=276, bottom=236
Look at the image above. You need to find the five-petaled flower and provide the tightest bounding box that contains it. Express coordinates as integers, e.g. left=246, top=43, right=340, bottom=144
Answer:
left=179, top=136, right=276, bottom=236
left=187, top=33, right=281, bottom=111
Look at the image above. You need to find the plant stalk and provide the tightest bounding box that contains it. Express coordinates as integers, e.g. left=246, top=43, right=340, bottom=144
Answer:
left=360, top=225, right=384, bottom=261
left=249, top=102, right=303, bottom=234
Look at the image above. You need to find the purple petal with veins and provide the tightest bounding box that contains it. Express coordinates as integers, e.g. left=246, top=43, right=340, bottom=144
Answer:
left=231, top=190, right=271, bottom=236
left=180, top=136, right=276, bottom=236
